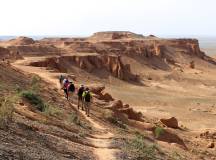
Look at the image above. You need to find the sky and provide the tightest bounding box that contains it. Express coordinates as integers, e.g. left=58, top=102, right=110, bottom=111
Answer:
left=0, top=0, right=216, bottom=37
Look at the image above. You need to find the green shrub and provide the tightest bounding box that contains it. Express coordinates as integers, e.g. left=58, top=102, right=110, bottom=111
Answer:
left=124, top=134, right=158, bottom=160
left=21, top=90, right=46, bottom=111
left=154, top=127, right=165, bottom=138
left=0, top=96, right=16, bottom=127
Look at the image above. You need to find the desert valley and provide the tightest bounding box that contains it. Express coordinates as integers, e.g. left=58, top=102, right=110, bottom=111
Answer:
left=0, top=31, right=216, bottom=160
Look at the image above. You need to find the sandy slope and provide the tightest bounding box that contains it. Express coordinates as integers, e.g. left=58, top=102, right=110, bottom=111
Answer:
left=12, top=57, right=119, bottom=160
left=105, top=67, right=216, bottom=130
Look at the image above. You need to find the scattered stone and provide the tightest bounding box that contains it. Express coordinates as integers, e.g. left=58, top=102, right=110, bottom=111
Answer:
left=19, top=102, right=24, bottom=106
left=207, top=142, right=215, bottom=148
left=190, top=61, right=195, bottom=69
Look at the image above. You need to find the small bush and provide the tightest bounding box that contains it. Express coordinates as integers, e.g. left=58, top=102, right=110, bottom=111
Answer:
left=106, top=115, right=127, bottom=129
left=21, top=90, right=46, bottom=111
left=43, top=105, right=63, bottom=117
left=124, top=134, right=158, bottom=160
left=104, top=112, right=127, bottom=129
left=15, top=84, right=22, bottom=93
left=0, top=96, right=16, bottom=127
left=154, top=127, right=165, bottom=138
left=30, top=75, right=41, bottom=92
left=170, top=151, right=184, bottom=160
left=69, top=112, right=81, bottom=125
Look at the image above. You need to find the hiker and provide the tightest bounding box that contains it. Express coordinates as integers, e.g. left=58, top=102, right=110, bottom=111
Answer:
left=77, top=84, right=85, bottom=110
left=62, top=77, right=70, bottom=99
left=67, top=81, right=75, bottom=101
left=82, top=88, right=92, bottom=117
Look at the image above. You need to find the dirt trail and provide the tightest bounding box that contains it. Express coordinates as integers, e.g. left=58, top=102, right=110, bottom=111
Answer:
left=12, top=57, right=119, bottom=160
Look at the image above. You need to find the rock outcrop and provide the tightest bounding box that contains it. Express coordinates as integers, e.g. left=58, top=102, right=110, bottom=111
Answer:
left=160, top=117, right=179, bottom=129
left=88, top=85, right=105, bottom=95
left=88, top=31, right=144, bottom=40
left=29, top=54, right=138, bottom=81
left=7, top=44, right=59, bottom=56
left=1, top=31, right=214, bottom=70
left=98, top=92, right=114, bottom=102
left=0, top=47, right=22, bottom=60
left=154, top=128, right=187, bottom=149
left=207, top=142, right=215, bottom=148
left=8, top=36, right=35, bottom=45
left=107, top=100, right=143, bottom=121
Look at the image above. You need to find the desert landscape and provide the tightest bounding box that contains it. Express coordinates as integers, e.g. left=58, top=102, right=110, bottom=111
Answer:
left=0, top=31, right=215, bottom=160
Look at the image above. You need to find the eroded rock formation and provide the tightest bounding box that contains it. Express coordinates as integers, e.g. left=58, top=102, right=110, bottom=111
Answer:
left=8, top=36, right=35, bottom=45
left=0, top=47, right=22, bottom=60
left=29, top=54, right=138, bottom=81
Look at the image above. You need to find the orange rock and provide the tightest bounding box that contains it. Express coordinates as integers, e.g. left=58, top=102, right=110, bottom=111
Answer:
left=100, top=92, right=114, bottom=102
left=160, top=117, right=179, bottom=129
left=128, top=120, right=155, bottom=131
left=118, top=108, right=142, bottom=121
left=155, top=128, right=187, bottom=150
left=207, top=142, right=215, bottom=148
left=109, top=100, right=124, bottom=110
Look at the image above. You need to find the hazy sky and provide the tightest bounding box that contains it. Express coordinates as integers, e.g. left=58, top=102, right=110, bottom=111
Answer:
left=0, top=0, right=215, bottom=36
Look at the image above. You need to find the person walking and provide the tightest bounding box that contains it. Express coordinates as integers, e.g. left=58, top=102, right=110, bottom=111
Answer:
left=67, top=81, right=75, bottom=102
left=82, top=88, right=92, bottom=117
left=62, top=77, right=70, bottom=100
left=77, top=85, right=85, bottom=110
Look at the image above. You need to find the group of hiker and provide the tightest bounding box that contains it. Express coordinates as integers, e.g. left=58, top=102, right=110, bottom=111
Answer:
left=59, top=75, right=92, bottom=117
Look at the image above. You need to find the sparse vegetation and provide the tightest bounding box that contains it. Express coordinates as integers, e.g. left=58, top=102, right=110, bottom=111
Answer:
left=170, top=151, right=185, bottom=160
left=190, top=61, right=195, bottom=69
left=30, top=75, right=41, bottom=92
left=154, top=126, right=165, bottom=138
left=43, top=104, right=63, bottom=117
left=0, top=96, right=17, bottom=128
left=106, top=113, right=127, bottom=129
left=123, top=133, right=158, bottom=160
left=69, top=112, right=81, bottom=125
left=21, top=90, right=46, bottom=111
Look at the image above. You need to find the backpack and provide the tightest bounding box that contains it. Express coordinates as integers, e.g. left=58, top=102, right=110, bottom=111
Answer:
left=68, top=83, right=75, bottom=92
left=78, top=87, right=84, bottom=97
left=84, top=91, right=91, bottom=102
left=64, top=82, right=70, bottom=89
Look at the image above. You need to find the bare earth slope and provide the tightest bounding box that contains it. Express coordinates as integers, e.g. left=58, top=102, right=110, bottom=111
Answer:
left=1, top=31, right=216, bottom=159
